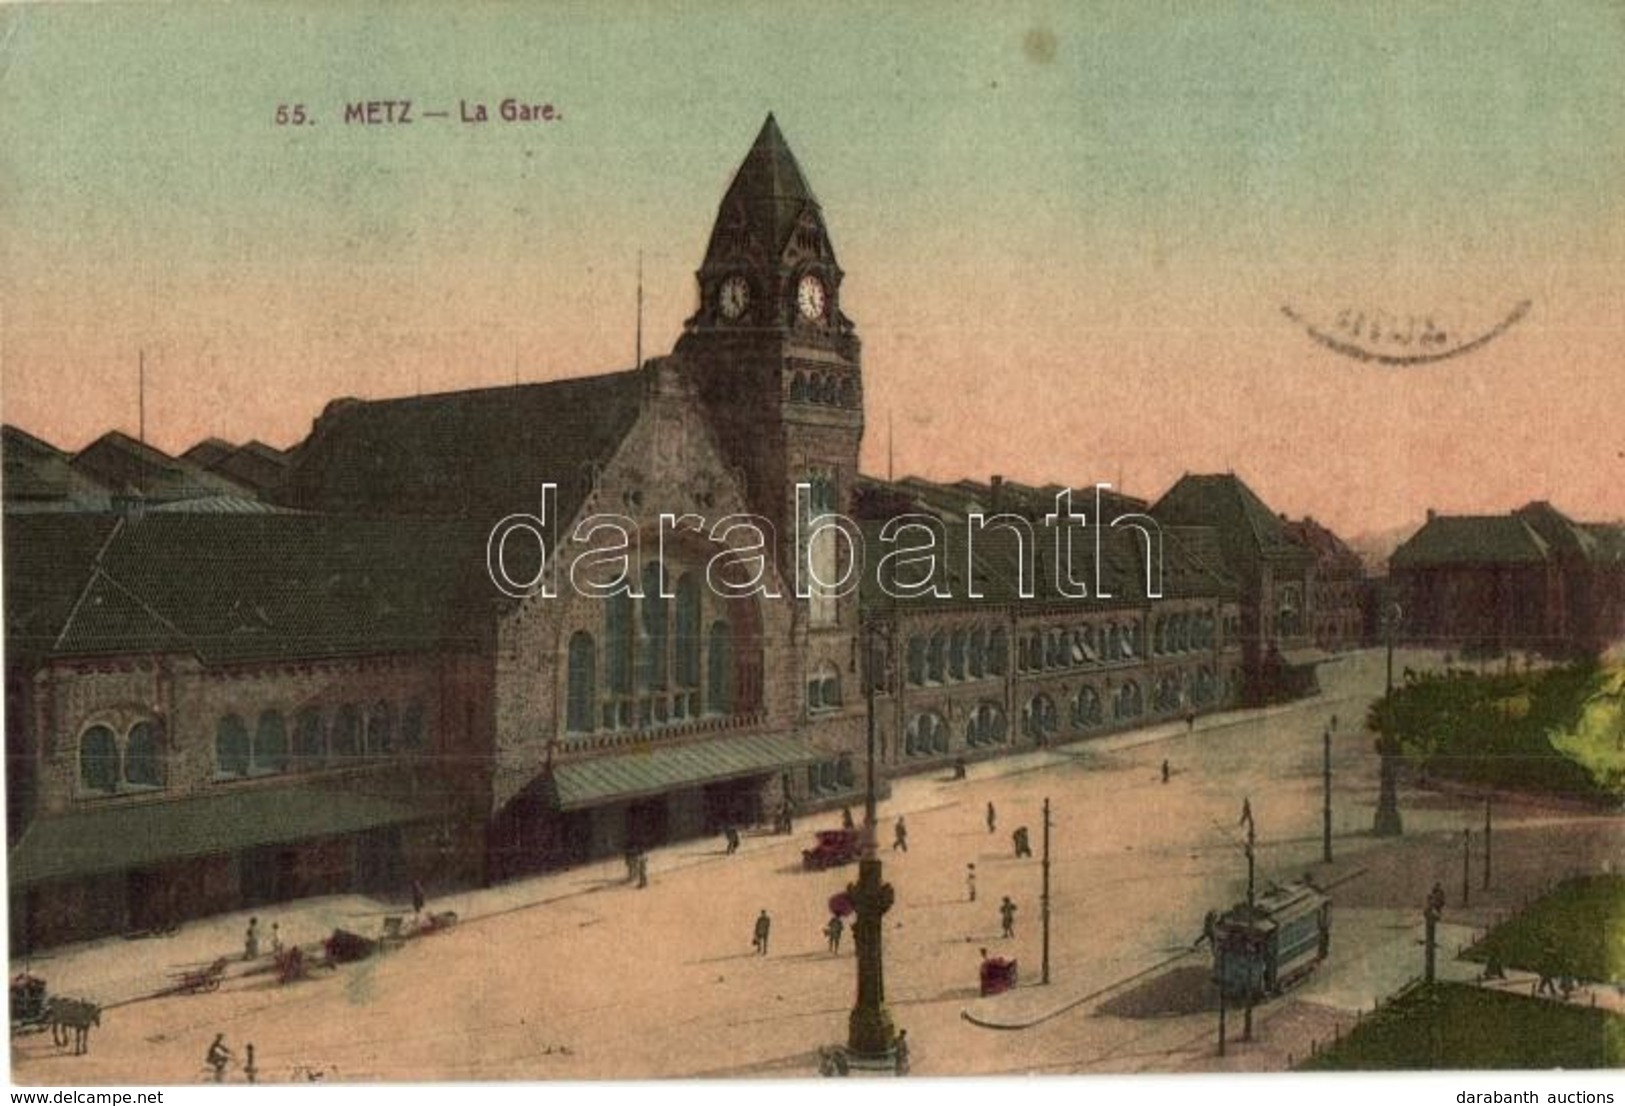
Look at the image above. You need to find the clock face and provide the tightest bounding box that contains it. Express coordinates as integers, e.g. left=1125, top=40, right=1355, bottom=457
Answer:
left=796, top=274, right=827, bottom=321
left=719, top=275, right=750, bottom=320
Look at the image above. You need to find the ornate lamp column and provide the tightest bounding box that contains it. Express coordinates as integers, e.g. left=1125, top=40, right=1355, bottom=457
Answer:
left=847, top=615, right=897, bottom=1062
left=1373, top=601, right=1404, bottom=836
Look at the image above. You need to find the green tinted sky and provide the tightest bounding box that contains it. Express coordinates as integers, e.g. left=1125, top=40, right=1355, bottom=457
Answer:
left=3, top=1, right=1621, bottom=532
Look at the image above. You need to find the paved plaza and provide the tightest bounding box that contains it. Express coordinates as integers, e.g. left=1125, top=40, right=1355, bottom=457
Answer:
left=11, top=648, right=1622, bottom=1083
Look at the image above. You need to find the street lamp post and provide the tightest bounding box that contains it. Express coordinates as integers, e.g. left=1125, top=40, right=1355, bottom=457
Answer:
left=1373, top=602, right=1404, bottom=836
left=1322, top=723, right=1334, bottom=864
left=1483, top=797, right=1492, bottom=890
left=846, top=617, right=897, bottom=1064
left=1041, top=797, right=1052, bottom=985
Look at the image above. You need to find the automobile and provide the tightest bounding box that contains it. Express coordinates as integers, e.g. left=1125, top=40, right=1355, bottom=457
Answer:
left=802, top=828, right=862, bottom=871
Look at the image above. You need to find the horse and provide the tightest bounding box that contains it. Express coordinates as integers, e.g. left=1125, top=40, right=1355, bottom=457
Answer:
left=47, top=997, right=100, bottom=1055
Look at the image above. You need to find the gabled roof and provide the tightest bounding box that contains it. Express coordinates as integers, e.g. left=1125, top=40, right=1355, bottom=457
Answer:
left=69, top=431, right=249, bottom=503
left=1390, top=515, right=1551, bottom=568
left=280, top=369, right=646, bottom=524
left=1152, top=473, right=1310, bottom=567
left=4, top=512, right=494, bottom=666
left=181, top=437, right=238, bottom=469
left=3, top=425, right=112, bottom=510
left=701, top=114, right=825, bottom=266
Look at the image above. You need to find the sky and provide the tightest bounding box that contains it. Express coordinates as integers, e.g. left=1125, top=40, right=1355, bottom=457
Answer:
left=2, top=1, right=1621, bottom=538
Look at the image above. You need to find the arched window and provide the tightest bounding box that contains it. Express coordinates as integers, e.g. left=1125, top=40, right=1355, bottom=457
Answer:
left=640, top=561, right=668, bottom=692
left=80, top=724, right=119, bottom=792
left=808, top=662, right=841, bottom=713
left=125, top=719, right=165, bottom=787
left=967, top=629, right=986, bottom=678
left=1193, top=666, right=1217, bottom=706
left=675, top=574, right=701, bottom=688
left=989, top=628, right=1009, bottom=675
left=837, top=754, right=855, bottom=788
left=967, top=702, right=1007, bottom=746
left=401, top=701, right=427, bottom=750
left=906, top=636, right=926, bottom=686
left=216, top=713, right=250, bottom=777
left=567, top=630, right=596, bottom=733
left=364, top=700, right=391, bottom=755
left=331, top=704, right=362, bottom=759
left=254, top=710, right=289, bottom=773
left=1114, top=680, right=1144, bottom=719
left=791, top=372, right=810, bottom=402
left=294, top=708, right=325, bottom=768
left=906, top=711, right=948, bottom=757
left=1072, top=686, right=1103, bottom=729
left=927, top=632, right=946, bottom=683
left=838, top=377, right=857, bottom=407
left=949, top=629, right=967, bottom=682
left=1023, top=694, right=1058, bottom=742
left=707, top=619, right=734, bottom=715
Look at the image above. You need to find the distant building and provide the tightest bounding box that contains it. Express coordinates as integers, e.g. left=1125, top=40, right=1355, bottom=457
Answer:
left=1390, top=502, right=1625, bottom=657
left=1280, top=516, right=1368, bottom=652
left=1152, top=474, right=1324, bottom=704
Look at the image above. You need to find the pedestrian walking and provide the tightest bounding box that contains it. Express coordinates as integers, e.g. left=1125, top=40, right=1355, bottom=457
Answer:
left=724, top=825, right=740, bottom=854
left=244, top=1042, right=257, bottom=1085
left=206, top=1034, right=232, bottom=1082
left=753, top=909, right=772, bottom=955
left=1012, top=826, right=1031, bottom=858
left=1185, top=709, right=1196, bottom=733
left=1161, top=759, right=1170, bottom=784
left=986, top=801, right=997, bottom=835
left=411, top=878, right=426, bottom=915
left=1193, top=909, right=1219, bottom=949
left=893, top=816, right=908, bottom=852
left=966, top=863, right=977, bottom=902
left=270, top=922, right=284, bottom=956
left=841, top=806, right=855, bottom=831
left=636, top=854, right=649, bottom=889
left=999, top=896, right=1017, bottom=939
left=893, top=1029, right=910, bottom=1075
left=244, top=916, right=260, bottom=960
left=825, top=914, right=844, bottom=953
left=1426, top=881, right=1447, bottom=921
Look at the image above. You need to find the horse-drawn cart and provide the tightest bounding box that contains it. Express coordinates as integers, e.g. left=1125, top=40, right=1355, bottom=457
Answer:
left=170, top=957, right=230, bottom=995
left=10, top=973, right=49, bottom=1035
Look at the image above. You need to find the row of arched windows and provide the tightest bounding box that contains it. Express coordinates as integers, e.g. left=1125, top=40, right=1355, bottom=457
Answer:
left=905, top=627, right=1010, bottom=687
left=216, top=702, right=425, bottom=780
left=806, top=756, right=856, bottom=795
left=790, top=370, right=857, bottom=408
left=566, top=563, right=760, bottom=735
left=1016, top=622, right=1141, bottom=673
left=1151, top=612, right=1219, bottom=655
left=79, top=719, right=166, bottom=794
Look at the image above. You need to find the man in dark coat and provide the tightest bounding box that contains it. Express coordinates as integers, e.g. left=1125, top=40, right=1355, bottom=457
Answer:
left=1000, top=896, right=1017, bottom=939
left=753, top=909, right=772, bottom=955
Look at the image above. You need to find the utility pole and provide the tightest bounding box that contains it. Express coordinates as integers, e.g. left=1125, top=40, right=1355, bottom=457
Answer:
left=1322, top=725, right=1333, bottom=864
left=1374, top=602, right=1405, bottom=836
left=1461, top=829, right=1471, bottom=908
left=1041, top=797, right=1052, bottom=985
left=1483, top=798, right=1492, bottom=891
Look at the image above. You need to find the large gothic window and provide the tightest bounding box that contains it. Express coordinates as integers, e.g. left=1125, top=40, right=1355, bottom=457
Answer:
left=989, top=628, right=1009, bottom=675
left=640, top=561, right=668, bottom=692
left=906, top=711, right=949, bottom=757
left=294, top=708, right=325, bottom=768
left=967, top=702, right=1007, bottom=746
left=1023, top=694, right=1058, bottom=742
left=707, top=619, right=734, bottom=715
left=567, top=630, right=596, bottom=734
left=216, top=713, right=250, bottom=778
left=675, top=574, right=702, bottom=701
left=254, top=710, right=290, bottom=774
left=79, top=724, right=119, bottom=793
left=1072, top=685, right=1103, bottom=729
left=125, top=719, right=165, bottom=787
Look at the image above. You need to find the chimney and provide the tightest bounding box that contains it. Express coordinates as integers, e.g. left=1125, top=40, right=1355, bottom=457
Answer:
left=991, top=474, right=1004, bottom=512
left=1426, top=508, right=1436, bottom=522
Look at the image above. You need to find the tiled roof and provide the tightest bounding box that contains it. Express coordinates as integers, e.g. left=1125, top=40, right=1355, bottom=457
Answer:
left=1152, top=473, right=1311, bottom=567
left=69, top=431, right=250, bottom=503
left=1390, top=515, right=1551, bottom=567
left=3, top=425, right=113, bottom=510
left=280, top=370, right=645, bottom=525
left=4, top=512, right=494, bottom=665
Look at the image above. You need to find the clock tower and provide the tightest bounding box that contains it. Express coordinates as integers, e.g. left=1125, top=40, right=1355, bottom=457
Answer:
left=677, top=114, right=864, bottom=636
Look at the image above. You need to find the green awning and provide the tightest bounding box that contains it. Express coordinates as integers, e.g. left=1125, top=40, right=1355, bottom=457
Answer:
left=7, top=784, right=438, bottom=886
left=552, top=732, right=817, bottom=811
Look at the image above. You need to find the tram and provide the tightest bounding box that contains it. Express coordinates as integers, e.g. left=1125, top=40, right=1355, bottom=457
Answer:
left=1210, top=878, right=1331, bottom=1000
